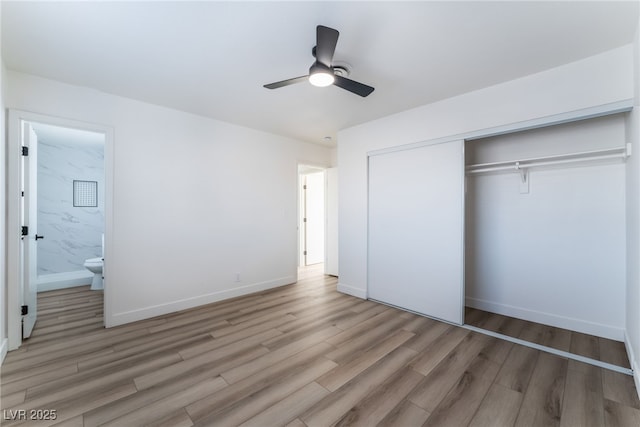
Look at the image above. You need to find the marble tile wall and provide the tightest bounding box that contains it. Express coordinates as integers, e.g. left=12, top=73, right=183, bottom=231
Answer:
left=37, top=138, right=104, bottom=275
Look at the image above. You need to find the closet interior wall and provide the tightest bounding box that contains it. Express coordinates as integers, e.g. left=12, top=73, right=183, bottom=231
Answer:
left=464, top=114, right=628, bottom=341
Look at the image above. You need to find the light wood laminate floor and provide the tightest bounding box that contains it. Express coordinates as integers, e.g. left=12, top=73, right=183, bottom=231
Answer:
left=464, top=307, right=632, bottom=370
left=1, top=266, right=639, bottom=426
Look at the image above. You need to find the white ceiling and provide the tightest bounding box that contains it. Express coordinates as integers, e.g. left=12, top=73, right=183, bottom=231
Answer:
left=2, top=1, right=638, bottom=147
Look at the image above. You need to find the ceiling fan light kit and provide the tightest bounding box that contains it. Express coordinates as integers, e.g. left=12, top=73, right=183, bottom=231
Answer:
left=264, top=25, right=375, bottom=97
left=308, top=62, right=335, bottom=87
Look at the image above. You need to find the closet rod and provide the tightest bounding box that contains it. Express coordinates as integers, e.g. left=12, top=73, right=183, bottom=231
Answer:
left=466, top=146, right=629, bottom=174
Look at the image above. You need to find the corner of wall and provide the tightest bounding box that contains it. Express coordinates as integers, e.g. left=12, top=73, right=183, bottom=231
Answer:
left=0, top=0, right=8, bottom=365
left=625, top=330, right=640, bottom=400
left=625, top=14, right=640, bottom=400
left=330, top=147, right=338, bottom=167
left=337, top=282, right=367, bottom=299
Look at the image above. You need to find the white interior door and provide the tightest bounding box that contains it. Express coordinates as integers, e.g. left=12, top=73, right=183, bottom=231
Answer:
left=368, top=140, right=465, bottom=324
left=22, top=122, right=39, bottom=338
left=304, top=172, right=325, bottom=265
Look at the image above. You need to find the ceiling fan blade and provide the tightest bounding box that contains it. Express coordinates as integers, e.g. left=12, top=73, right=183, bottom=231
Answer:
left=263, top=75, right=309, bottom=89
left=333, top=75, right=375, bottom=97
left=315, top=25, right=339, bottom=67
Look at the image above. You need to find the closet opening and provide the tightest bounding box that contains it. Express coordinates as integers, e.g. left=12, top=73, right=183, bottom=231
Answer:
left=463, top=113, right=631, bottom=370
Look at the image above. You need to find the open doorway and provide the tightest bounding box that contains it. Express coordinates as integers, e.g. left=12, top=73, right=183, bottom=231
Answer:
left=31, top=122, right=105, bottom=293
left=298, top=165, right=325, bottom=268
left=7, top=110, right=112, bottom=350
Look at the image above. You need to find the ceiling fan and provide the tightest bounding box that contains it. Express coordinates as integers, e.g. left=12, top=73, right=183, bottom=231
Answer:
left=263, top=25, right=375, bottom=97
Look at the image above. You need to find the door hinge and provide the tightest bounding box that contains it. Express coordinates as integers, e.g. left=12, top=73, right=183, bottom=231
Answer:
left=22, top=146, right=29, bottom=156
left=21, top=305, right=28, bottom=316
left=303, top=251, right=307, bottom=256
left=21, top=226, right=29, bottom=236
left=303, top=185, right=307, bottom=190
left=303, top=218, right=307, bottom=223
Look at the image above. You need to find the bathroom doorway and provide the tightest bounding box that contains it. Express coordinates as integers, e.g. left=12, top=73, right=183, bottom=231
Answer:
left=7, top=110, right=112, bottom=350
left=298, top=165, right=325, bottom=268
left=31, top=122, right=105, bottom=292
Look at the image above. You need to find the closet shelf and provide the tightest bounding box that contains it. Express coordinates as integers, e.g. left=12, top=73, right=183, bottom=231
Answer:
left=466, top=145, right=630, bottom=175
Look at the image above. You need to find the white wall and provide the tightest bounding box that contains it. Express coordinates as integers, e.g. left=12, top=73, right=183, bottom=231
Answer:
left=325, top=167, right=339, bottom=276
left=466, top=115, right=627, bottom=339
left=337, top=46, right=634, bottom=322
left=625, top=14, right=640, bottom=397
left=5, top=71, right=331, bottom=327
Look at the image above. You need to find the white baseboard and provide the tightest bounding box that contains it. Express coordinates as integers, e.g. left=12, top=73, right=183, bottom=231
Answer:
left=1, top=338, right=8, bottom=365
left=624, top=330, right=640, bottom=401
left=37, top=270, right=93, bottom=292
left=337, top=282, right=367, bottom=299
left=107, top=275, right=296, bottom=327
left=466, top=297, right=624, bottom=341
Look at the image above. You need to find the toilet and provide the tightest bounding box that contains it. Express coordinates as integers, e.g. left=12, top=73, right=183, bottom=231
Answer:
left=84, top=234, right=104, bottom=290
left=84, top=257, right=103, bottom=290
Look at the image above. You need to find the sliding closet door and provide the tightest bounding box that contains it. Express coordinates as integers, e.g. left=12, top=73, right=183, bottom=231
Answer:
left=368, top=140, right=464, bottom=324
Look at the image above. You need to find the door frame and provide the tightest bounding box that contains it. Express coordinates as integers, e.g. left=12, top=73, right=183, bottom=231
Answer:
left=7, top=109, right=114, bottom=351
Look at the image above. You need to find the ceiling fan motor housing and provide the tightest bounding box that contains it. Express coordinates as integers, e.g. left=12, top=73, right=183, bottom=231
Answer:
left=332, top=65, right=349, bottom=77
left=309, top=61, right=333, bottom=76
